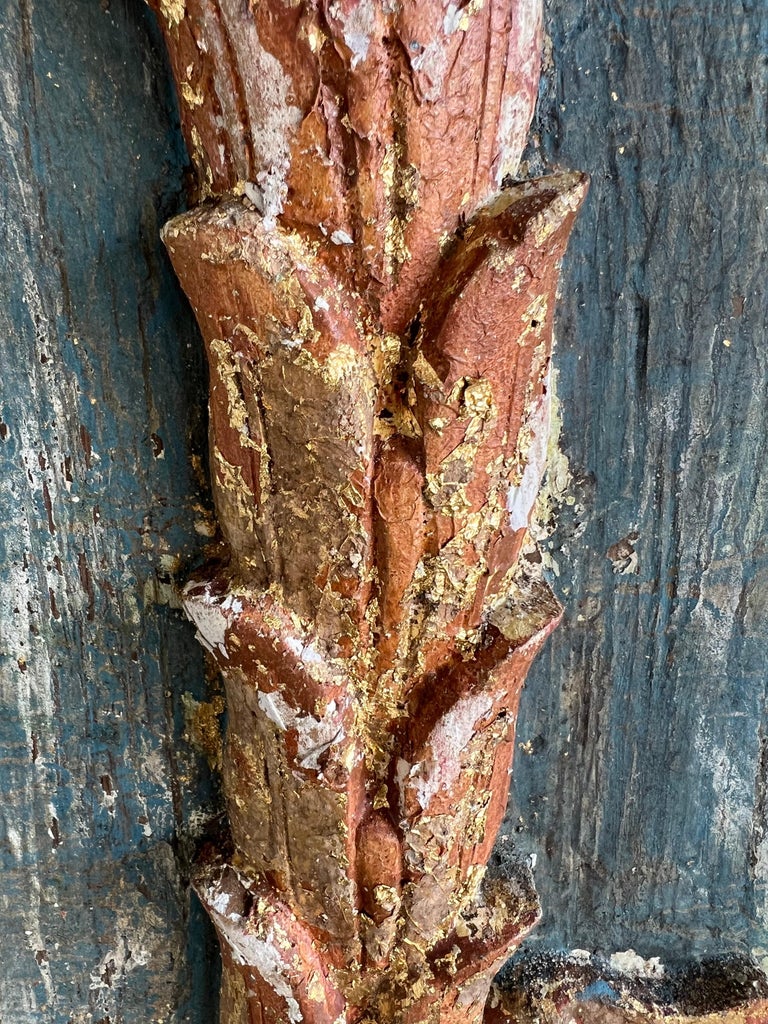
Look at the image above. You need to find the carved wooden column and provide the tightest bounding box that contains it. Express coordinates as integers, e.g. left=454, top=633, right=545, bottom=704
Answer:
left=146, top=2, right=586, bottom=1020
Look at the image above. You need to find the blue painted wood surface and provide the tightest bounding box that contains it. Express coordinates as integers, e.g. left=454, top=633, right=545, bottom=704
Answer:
left=509, top=0, right=768, bottom=969
left=0, top=1, right=219, bottom=1019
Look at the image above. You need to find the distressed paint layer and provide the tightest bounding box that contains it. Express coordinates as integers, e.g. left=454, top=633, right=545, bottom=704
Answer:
left=507, top=0, right=768, bottom=974
left=146, top=0, right=543, bottom=337
left=0, top=4, right=219, bottom=1021
left=148, top=0, right=588, bottom=1016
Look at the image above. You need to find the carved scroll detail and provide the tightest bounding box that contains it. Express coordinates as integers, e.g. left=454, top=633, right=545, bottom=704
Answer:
left=147, top=1, right=586, bottom=1019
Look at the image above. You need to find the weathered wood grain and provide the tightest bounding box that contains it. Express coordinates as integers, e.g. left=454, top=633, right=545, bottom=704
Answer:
left=5, top=0, right=768, bottom=1019
left=0, top=2, right=219, bottom=1020
left=508, top=0, right=768, bottom=970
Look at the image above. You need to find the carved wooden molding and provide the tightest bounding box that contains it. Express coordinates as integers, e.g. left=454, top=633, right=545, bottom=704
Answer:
left=146, top=1, right=586, bottom=1020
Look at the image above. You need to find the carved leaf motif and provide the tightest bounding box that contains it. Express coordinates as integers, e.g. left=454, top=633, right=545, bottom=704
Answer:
left=146, top=1, right=587, bottom=1020
left=148, top=0, right=543, bottom=331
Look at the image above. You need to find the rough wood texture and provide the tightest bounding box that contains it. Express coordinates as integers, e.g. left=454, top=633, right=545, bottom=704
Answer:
left=5, top=1, right=768, bottom=1021
left=147, top=0, right=586, bottom=1019
left=491, top=948, right=768, bottom=1024
left=0, top=2, right=219, bottom=1021
left=507, top=0, right=768, bottom=978
left=150, top=0, right=543, bottom=338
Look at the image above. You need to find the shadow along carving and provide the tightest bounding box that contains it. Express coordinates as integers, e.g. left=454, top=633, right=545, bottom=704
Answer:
left=146, top=1, right=586, bottom=1020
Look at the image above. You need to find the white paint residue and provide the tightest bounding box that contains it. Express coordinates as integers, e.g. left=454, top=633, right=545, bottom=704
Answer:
left=689, top=566, right=740, bottom=669
left=281, top=631, right=341, bottom=685
left=257, top=690, right=294, bottom=732
left=6, top=825, right=23, bottom=860
left=408, top=693, right=494, bottom=809
left=283, top=635, right=323, bottom=665
left=609, top=949, right=665, bottom=978
left=497, top=92, right=533, bottom=184
left=443, top=3, right=465, bottom=34
left=507, top=385, right=551, bottom=530
left=329, top=0, right=376, bottom=68
left=222, top=593, right=244, bottom=615
left=100, top=785, right=117, bottom=814
left=694, top=715, right=753, bottom=860
left=409, top=40, right=450, bottom=102
left=495, top=0, right=542, bottom=182
left=182, top=584, right=242, bottom=660
left=296, top=701, right=343, bottom=771
left=755, top=946, right=768, bottom=978
left=753, top=827, right=768, bottom=944
left=257, top=690, right=344, bottom=771
left=139, top=740, right=171, bottom=790
left=0, top=253, right=83, bottom=734
left=84, top=857, right=183, bottom=1017
left=1, top=69, right=187, bottom=1018
left=212, top=891, right=232, bottom=916
left=689, top=561, right=753, bottom=857
left=21, top=880, right=56, bottom=1008
left=256, top=165, right=291, bottom=231
left=183, top=598, right=228, bottom=658
left=213, top=910, right=302, bottom=1024
left=239, top=936, right=301, bottom=1023
left=456, top=974, right=491, bottom=1009
left=211, top=0, right=302, bottom=226
left=243, top=181, right=264, bottom=213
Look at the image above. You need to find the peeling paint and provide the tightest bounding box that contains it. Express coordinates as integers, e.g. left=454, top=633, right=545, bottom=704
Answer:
left=408, top=694, right=494, bottom=809
left=507, top=383, right=551, bottom=531
left=183, top=584, right=242, bottom=659
left=328, top=0, right=376, bottom=68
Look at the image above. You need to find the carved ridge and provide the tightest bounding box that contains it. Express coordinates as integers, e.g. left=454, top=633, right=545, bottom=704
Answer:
left=146, top=1, right=587, bottom=1019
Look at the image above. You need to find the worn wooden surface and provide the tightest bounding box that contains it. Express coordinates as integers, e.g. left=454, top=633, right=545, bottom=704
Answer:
left=508, top=0, right=768, bottom=970
left=0, top=1, right=220, bottom=1020
left=3, top=0, right=768, bottom=1021
left=149, top=3, right=587, bottom=1019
